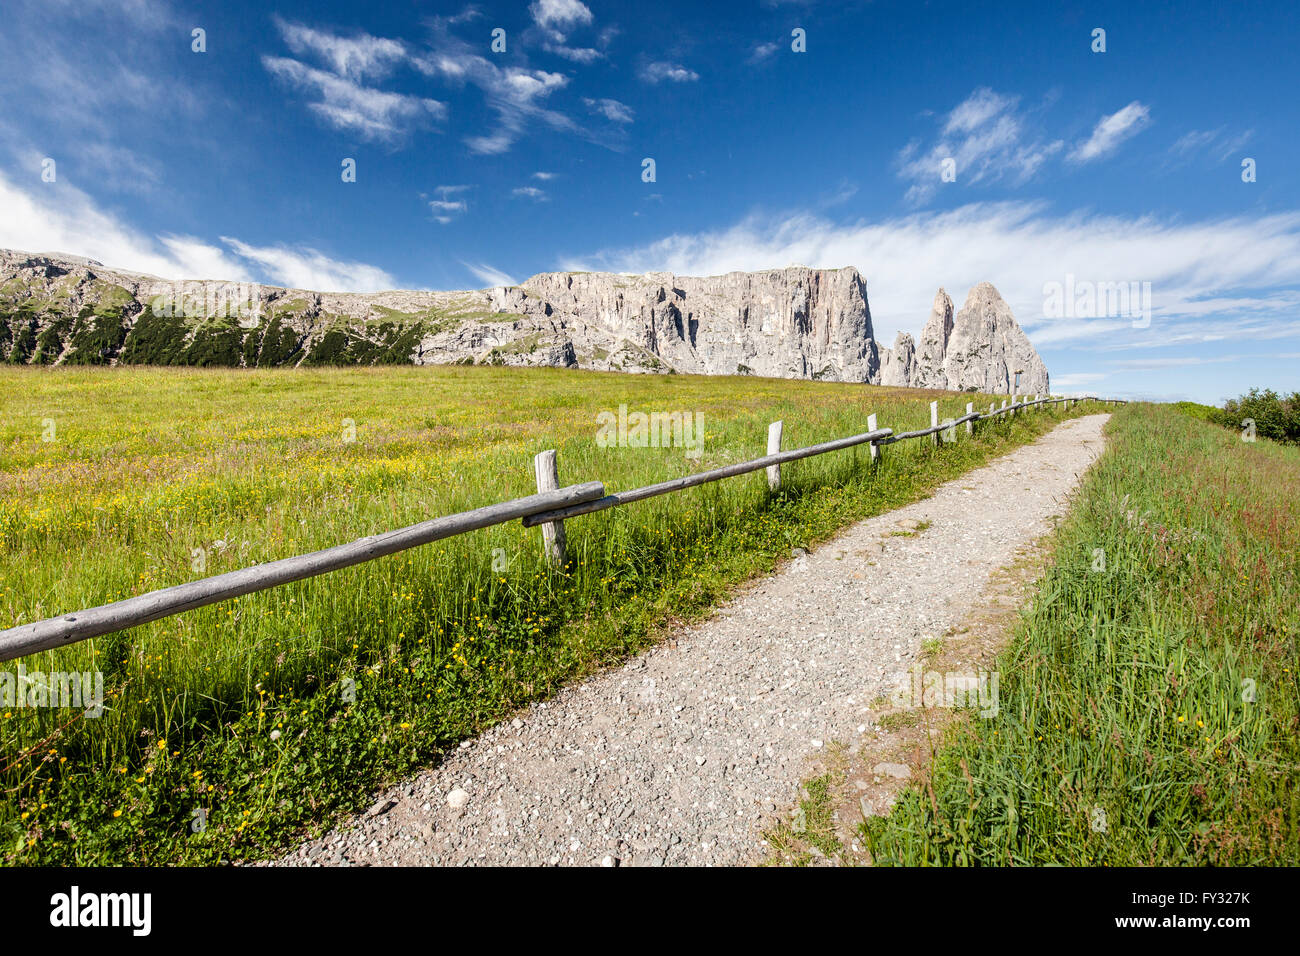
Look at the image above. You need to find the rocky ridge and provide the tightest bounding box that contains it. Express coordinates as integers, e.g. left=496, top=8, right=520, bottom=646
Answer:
left=0, top=247, right=1047, bottom=392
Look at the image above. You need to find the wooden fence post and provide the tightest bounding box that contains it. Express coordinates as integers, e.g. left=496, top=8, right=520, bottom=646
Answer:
left=766, top=420, right=783, bottom=490
left=966, top=402, right=974, bottom=436
left=867, top=413, right=879, bottom=463
left=930, top=401, right=939, bottom=446
left=533, top=449, right=565, bottom=567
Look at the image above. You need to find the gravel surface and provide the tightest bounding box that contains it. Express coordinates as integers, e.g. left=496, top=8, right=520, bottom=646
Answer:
left=272, top=414, right=1109, bottom=867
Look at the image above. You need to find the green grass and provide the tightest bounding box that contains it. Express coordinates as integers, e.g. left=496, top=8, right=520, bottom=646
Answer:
left=0, top=365, right=1097, bottom=864
left=763, top=769, right=846, bottom=866
left=863, top=403, right=1300, bottom=865
left=1171, top=400, right=1222, bottom=424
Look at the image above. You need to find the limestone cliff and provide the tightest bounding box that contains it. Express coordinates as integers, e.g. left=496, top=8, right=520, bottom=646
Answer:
left=0, top=247, right=1046, bottom=392
left=912, top=282, right=1050, bottom=394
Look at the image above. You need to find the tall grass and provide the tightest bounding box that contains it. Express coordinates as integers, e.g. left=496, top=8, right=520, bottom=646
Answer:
left=0, top=365, right=1090, bottom=864
left=864, top=404, right=1300, bottom=865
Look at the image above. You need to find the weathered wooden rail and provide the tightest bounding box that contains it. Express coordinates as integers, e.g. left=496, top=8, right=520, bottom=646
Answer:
left=0, top=393, right=1125, bottom=662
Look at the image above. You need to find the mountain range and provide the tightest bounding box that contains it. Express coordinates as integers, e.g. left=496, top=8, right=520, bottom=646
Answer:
left=0, top=248, right=1049, bottom=393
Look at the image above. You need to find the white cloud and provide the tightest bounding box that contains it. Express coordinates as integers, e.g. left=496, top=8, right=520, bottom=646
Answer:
left=511, top=186, right=548, bottom=201
left=583, top=97, right=634, bottom=124
left=1052, top=372, right=1109, bottom=387
left=527, top=0, right=602, bottom=62
left=74, top=142, right=163, bottom=194
left=275, top=18, right=407, bottom=81
left=565, top=200, right=1300, bottom=352
left=1171, top=128, right=1219, bottom=156
left=0, top=165, right=249, bottom=280
left=220, top=237, right=395, bottom=292
left=640, top=61, right=700, bottom=84
left=0, top=0, right=186, bottom=129
left=1108, top=355, right=1241, bottom=371
left=427, top=185, right=472, bottom=224
left=547, top=44, right=603, bottom=63
left=414, top=42, right=576, bottom=154
left=158, top=236, right=253, bottom=282
left=1170, top=126, right=1252, bottom=164
left=749, top=42, right=779, bottom=63
left=897, top=88, right=1063, bottom=203
left=461, top=261, right=517, bottom=287
left=266, top=16, right=610, bottom=155
left=944, top=87, right=1016, bottom=134
left=0, top=0, right=200, bottom=193
left=0, top=167, right=394, bottom=291
left=532, top=171, right=557, bottom=181
left=428, top=200, right=468, bottom=222
left=263, top=56, right=445, bottom=142
left=1070, top=101, right=1151, bottom=163
left=529, top=0, right=593, bottom=33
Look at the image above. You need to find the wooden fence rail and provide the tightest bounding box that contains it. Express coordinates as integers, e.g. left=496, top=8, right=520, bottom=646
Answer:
left=0, top=394, right=1125, bottom=662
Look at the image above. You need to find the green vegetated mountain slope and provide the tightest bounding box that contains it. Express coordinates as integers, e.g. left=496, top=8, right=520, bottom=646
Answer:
left=0, top=251, right=472, bottom=370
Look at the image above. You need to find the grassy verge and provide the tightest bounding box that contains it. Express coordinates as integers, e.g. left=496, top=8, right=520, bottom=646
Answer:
left=763, top=763, right=847, bottom=866
left=863, top=403, right=1300, bottom=865
left=0, top=365, right=1095, bottom=864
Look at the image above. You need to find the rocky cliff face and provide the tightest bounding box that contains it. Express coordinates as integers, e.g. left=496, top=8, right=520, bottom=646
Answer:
left=913, top=282, right=1050, bottom=394
left=0, top=247, right=1046, bottom=392
left=879, top=331, right=915, bottom=388
left=513, top=266, right=881, bottom=380
left=875, top=284, right=1048, bottom=394
left=911, top=289, right=955, bottom=389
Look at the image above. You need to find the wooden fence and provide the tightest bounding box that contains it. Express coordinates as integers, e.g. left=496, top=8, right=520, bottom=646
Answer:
left=0, top=394, right=1125, bottom=662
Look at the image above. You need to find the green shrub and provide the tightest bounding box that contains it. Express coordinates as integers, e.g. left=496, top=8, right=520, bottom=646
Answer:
left=63, top=307, right=129, bottom=365
left=185, top=319, right=245, bottom=367
left=255, top=316, right=304, bottom=367
left=119, top=309, right=189, bottom=365
left=32, top=319, right=70, bottom=365
left=302, top=328, right=356, bottom=366
left=1220, top=388, right=1300, bottom=444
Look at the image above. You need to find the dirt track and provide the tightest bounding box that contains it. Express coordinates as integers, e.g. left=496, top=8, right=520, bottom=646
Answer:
left=271, top=414, right=1110, bottom=867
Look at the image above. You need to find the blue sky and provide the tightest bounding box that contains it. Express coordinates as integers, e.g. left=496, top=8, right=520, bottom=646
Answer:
left=1, top=0, right=1297, bottom=403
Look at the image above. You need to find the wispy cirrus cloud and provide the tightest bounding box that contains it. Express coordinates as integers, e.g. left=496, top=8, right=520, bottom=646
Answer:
left=1070, top=101, right=1151, bottom=163
left=264, top=19, right=445, bottom=143
left=0, top=0, right=202, bottom=199
left=0, top=166, right=393, bottom=291
left=583, top=97, right=634, bottom=123
left=511, top=186, right=549, bottom=201
left=265, top=14, right=623, bottom=154
left=1052, top=372, right=1109, bottom=387
left=425, top=184, right=473, bottom=224
left=566, top=200, right=1300, bottom=354
left=413, top=17, right=580, bottom=155
left=0, top=0, right=187, bottom=132
left=219, top=236, right=396, bottom=291
left=275, top=17, right=407, bottom=81
left=263, top=55, right=446, bottom=142
left=0, top=163, right=247, bottom=279
left=1170, top=126, right=1253, bottom=164
left=896, top=88, right=1063, bottom=204
left=461, top=260, right=517, bottom=287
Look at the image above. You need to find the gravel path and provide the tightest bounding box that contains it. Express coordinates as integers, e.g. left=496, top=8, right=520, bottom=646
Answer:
left=273, top=414, right=1109, bottom=867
